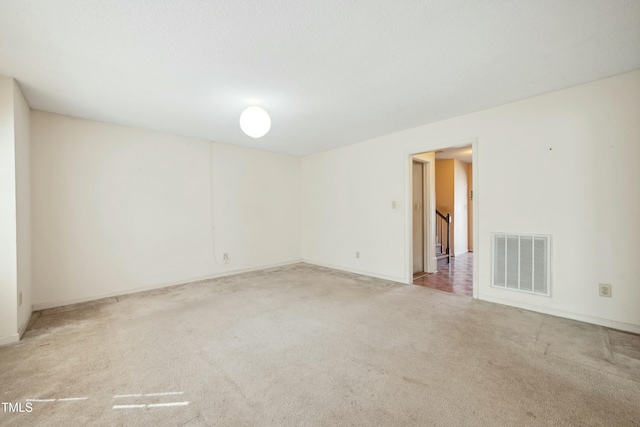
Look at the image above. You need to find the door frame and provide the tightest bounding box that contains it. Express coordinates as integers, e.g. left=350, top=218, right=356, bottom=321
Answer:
left=404, top=138, right=479, bottom=299
left=412, top=157, right=432, bottom=276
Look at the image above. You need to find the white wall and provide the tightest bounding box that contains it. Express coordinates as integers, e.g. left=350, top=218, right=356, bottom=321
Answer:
left=302, top=70, right=640, bottom=333
left=453, top=159, right=468, bottom=256
left=302, top=142, right=405, bottom=280
left=0, top=77, right=18, bottom=345
left=467, top=163, right=473, bottom=252
left=0, top=77, right=31, bottom=345
left=31, top=112, right=302, bottom=308
left=14, top=80, right=31, bottom=333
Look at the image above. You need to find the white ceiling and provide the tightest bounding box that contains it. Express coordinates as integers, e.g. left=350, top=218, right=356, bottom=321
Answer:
left=435, top=146, right=472, bottom=164
left=1, top=1, right=639, bottom=156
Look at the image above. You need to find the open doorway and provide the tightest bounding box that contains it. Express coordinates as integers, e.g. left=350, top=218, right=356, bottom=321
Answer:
left=409, top=144, right=475, bottom=297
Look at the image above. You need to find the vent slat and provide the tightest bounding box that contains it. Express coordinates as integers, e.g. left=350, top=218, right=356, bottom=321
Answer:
left=506, top=236, right=519, bottom=289
left=492, top=233, right=551, bottom=296
left=534, top=237, right=548, bottom=295
left=495, top=235, right=506, bottom=286
left=519, top=236, right=533, bottom=292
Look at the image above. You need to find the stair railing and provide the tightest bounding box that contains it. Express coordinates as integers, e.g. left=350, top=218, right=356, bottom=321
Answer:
left=435, top=210, right=452, bottom=263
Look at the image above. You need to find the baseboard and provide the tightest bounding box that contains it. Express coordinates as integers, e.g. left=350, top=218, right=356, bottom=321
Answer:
left=31, top=258, right=637, bottom=336
left=479, top=293, right=640, bottom=335
left=454, top=250, right=468, bottom=257
left=33, top=259, right=303, bottom=311
left=300, top=264, right=639, bottom=334
left=302, top=259, right=405, bottom=283
left=0, top=333, right=19, bottom=347
left=18, top=308, right=33, bottom=339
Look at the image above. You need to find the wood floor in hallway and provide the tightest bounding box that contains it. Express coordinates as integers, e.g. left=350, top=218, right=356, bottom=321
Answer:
left=413, top=252, right=473, bottom=296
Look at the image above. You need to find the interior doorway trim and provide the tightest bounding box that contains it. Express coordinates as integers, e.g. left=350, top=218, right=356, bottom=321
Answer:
left=403, top=138, right=479, bottom=299
left=412, top=157, right=432, bottom=276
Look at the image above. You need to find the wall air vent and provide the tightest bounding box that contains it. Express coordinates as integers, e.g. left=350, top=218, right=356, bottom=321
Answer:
left=492, top=233, right=551, bottom=296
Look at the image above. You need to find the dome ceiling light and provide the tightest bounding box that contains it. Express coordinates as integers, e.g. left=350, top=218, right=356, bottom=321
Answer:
left=239, top=106, right=271, bottom=138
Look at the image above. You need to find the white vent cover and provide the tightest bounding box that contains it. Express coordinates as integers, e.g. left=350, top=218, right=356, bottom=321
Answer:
left=492, top=233, right=551, bottom=296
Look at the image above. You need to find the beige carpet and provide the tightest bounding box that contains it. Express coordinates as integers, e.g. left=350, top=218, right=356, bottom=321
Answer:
left=0, top=263, right=639, bottom=426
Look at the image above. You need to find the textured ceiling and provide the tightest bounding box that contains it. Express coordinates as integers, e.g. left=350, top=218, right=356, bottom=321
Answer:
left=1, top=1, right=639, bottom=156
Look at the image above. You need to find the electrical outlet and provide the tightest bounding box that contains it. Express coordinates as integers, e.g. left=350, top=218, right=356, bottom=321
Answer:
left=356, top=251, right=360, bottom=259
left=599, top=283, right=612, bottom=298
left=18, top=292, right=22, bottom=306
left=391, top=201, right=397, bottom=209
left=223, top=253, right=229, bottom=263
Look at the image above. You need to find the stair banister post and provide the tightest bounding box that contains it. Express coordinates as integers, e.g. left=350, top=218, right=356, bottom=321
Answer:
left=446, top=214, right=451, bottom=263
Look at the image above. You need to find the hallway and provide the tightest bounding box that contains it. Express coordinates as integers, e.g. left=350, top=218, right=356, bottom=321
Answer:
left=413, top=252, right=473, bottom=296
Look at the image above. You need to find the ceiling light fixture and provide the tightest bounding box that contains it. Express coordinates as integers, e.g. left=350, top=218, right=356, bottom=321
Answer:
left=239, top=106, right=271, bottom=138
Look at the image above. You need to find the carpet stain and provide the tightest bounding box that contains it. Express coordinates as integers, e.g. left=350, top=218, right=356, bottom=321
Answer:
left=401, top=376, right=429, bottom=387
